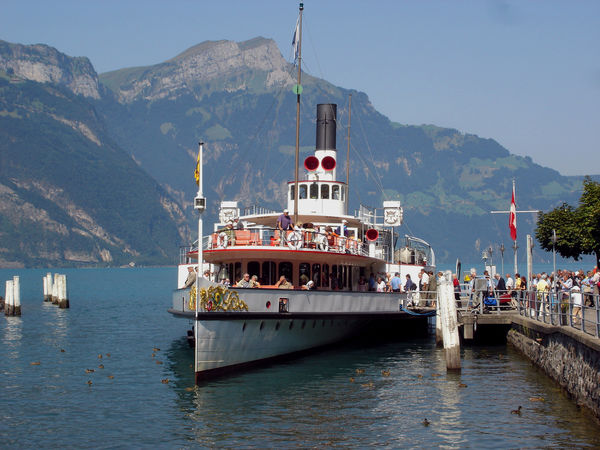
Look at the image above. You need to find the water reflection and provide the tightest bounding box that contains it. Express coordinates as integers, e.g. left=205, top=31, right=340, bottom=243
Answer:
left=164, top=338, right=600, bottom=448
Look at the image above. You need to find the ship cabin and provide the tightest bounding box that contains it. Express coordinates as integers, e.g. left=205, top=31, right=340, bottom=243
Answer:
left=178, top=104, right=433, bottom=290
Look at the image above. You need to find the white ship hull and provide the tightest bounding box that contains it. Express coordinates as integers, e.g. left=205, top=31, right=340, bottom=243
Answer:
left=170, top=283, right=431, bottom=381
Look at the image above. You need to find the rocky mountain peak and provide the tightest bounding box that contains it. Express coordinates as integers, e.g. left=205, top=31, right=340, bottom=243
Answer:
left=101, top=37, right=294, bottom=103
left=0, top=40, right=100, bottom=99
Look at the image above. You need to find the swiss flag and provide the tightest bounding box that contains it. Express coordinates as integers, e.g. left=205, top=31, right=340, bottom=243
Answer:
left=509, top=184, right=517, bottom=241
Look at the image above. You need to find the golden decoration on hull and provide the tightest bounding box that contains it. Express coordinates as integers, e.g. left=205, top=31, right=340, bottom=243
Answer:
left=188, top=285, right=249, bottom=312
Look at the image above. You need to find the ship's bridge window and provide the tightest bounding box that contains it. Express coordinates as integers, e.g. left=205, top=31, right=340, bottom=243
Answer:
left=299, top=184, right=307, bottom=199
left=290, top=185, right=294, bottom=201
left=310, top=183, right=318, bottom=199
left=341, top=186, right=345, bottom=201
left=321, top=184, right=329, bottom=199
left=332, top=185, right=340, bottom=200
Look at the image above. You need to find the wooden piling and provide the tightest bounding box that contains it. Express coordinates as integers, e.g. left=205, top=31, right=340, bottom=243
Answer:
left=58, top=275, right=69, bottom=309
left=5, top=280, right=14, bottom=316
left=435, top=305, right=443, bottom=346
left=438, top=270, right=461, bottom=371
left=52, top=273, right=59, bottom=304
left=13, top=276, right=21, bottom=316
left=44, top=273, right=52, bottom=302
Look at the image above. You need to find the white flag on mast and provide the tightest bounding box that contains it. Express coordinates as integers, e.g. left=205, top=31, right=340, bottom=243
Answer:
left=291, top=15, right=300, bottom=64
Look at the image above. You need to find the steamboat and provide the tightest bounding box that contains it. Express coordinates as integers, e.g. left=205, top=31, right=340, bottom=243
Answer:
left=168, top=4, right=435, bottom=382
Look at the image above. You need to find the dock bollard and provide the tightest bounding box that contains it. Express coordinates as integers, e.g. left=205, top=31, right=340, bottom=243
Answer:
left=5, top=280, right=14, bottom=316
left=13, top=276, right=21, bottom=316
left=58, top=275, right=69, bottom=309
left=438, top=270, right=461, bottom=371
left=52, top=273, right=59, bottom=304
left=43, top=272, right=52, bottom=302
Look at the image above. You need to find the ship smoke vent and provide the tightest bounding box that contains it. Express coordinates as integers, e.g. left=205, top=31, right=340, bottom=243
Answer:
left=315, top=104, right=337, bottom=151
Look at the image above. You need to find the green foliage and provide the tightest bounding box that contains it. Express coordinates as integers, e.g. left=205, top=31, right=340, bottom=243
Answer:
left=536, top=177, right=600, bottom=267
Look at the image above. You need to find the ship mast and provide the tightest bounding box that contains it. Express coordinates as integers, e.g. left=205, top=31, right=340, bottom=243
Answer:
left=345, top=93, right=352, bottom=214
left=293, top=2, right=304, bottom=225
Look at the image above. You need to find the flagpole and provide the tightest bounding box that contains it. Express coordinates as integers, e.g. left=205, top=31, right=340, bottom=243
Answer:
left=293, top=2, right=303, bottom=226
left=194, top=142, right=206, bottom=381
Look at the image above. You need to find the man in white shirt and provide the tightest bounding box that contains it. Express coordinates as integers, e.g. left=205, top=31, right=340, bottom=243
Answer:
left=506, top=274, right=514, bottom=293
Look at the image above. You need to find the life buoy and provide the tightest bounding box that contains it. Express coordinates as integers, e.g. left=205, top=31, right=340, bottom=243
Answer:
left=287, top=231, right=303, bottom=250
left=316, top=234, right=328, bottom=252
left=217, top=232, right=229, bottom=249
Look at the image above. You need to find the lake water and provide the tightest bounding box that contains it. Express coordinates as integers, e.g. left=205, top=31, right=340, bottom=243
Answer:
left=1, top=268, right=599, bottom=447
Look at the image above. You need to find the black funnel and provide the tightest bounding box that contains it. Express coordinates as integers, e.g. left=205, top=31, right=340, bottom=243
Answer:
left=315, top=104, right=336, bottom=151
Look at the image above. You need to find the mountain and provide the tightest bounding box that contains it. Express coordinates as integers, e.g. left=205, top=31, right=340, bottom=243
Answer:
left=0, top=38, right=594, bottom=267
left=96, top=37, right=589, bottom=263
left=0, top=41, right=187, bottom=267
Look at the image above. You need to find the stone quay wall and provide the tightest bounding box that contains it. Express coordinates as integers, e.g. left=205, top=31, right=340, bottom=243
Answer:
left=508, top=316, right=600, bottom=419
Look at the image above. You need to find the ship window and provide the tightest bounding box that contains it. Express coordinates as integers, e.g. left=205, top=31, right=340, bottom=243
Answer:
left=312, top=264, right=321, bottom=287
left=332, top=185, right=340, bottom=200
left=299, top=262, right=311, bottom=286
left=234, top=262, right=242, bottom=284
left=331, top=265, right=338, bottom=289
left=310, top=183, right=318, bottom=199
left=290, top=185, right=295, bottom=201
left=248, top=261, right=260, bottom=281
left=322, top=264, right=329, bottom=287
left=341, top=186, right=345, bottom=201
left=321, top=184, right=329, bottom=199
left=348, top=266, right=353, bottom=290
left=262, top=261, right=276, bottom=285
left=299, top=184, right=307, bottom=199
left=279, top=262, right=293, bottom=284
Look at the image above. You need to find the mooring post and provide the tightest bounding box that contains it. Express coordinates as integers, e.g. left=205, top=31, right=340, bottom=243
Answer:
left=52, top=273, right=59, bottom=304
left=5, top=280, right=14, bottom=316
left=435, top=303, right=443, bottom=347
left=13, top=276, right=21, bottom=316
left=58, top=275, right=69, bottom=309
left=44, top=273, right=52, bottom=302
left=438, top=270, right=461, bottom=371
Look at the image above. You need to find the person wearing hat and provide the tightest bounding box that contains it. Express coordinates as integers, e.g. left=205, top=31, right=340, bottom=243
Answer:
left=276, top=209, right=294, bottom=246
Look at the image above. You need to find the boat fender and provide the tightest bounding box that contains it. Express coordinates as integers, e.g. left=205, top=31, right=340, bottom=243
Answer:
left=217, top=232, right=229, bottom=249
left=287, top=231, right=303, bottom=250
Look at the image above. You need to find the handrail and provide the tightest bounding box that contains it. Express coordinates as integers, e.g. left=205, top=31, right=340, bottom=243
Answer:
left=203, top=226, right=372, bottom=257
left=515, top=290, right=599, bottom=338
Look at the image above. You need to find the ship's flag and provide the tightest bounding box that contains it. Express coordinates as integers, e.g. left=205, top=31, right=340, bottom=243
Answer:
left=194, top=148, right=200, bottom=186
left=291, top=15, right=300, bottom=64
left=509, top=184, right=517, bottom=241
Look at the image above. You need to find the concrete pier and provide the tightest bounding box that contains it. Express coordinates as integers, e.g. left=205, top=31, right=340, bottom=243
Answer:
left=58, top=275, right=69, bottom=309
left=508, top=316, right=600, bottom=419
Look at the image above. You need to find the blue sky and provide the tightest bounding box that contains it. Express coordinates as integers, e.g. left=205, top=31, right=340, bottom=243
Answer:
left=2, top=0, right=598, bottom=176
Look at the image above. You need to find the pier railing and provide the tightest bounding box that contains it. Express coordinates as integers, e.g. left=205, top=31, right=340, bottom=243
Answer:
left=515, top=290, right=600, bottom=338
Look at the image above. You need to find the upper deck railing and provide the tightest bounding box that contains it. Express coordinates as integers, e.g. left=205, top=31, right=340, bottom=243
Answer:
left=179, top=226, right=394, bottom=262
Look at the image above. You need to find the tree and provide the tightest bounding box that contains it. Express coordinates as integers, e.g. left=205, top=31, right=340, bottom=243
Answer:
left=536, top=177, right=600, bottom=268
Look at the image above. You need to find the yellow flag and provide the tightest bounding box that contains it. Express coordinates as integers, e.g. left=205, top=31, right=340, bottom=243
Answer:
left=194, top=149, right=200, bottom=185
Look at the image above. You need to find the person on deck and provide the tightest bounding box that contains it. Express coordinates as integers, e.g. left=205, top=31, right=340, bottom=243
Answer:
left=391, top=273, right=402, bottom=292
left=276, top=209, right=294, bottom=246
left=275, top=275, right=292, bottom=289
left=376, top=276, right=387, bottom=292
left=182, top=266, right=196, bottom=289
left=250, top=275, right=260, bottom=288
left=236, top=273, right=252, bottom=288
